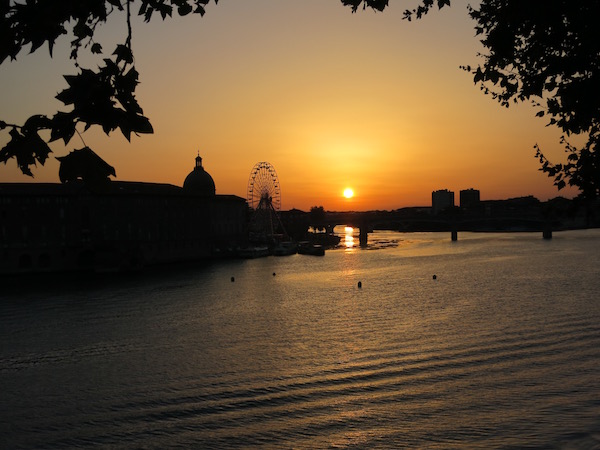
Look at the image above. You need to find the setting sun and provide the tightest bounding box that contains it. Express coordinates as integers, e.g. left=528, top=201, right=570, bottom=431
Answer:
left=343, top=188, right=354, bottom=199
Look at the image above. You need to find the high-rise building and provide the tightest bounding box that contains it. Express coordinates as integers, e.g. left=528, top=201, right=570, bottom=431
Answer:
left=432, top=189, right=454, bottom=215
left=460, top=188, right=481, bottom=208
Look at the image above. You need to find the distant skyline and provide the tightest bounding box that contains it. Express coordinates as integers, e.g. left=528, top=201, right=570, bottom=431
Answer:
left=0, top=1, right=578, bottom=210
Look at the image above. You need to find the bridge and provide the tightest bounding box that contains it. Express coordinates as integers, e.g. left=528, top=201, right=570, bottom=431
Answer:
left=319, top=211, right=554, bottom=244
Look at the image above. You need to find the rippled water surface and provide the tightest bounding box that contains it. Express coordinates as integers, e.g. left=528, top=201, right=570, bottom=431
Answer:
left=2, top=229, right=600, bottom=449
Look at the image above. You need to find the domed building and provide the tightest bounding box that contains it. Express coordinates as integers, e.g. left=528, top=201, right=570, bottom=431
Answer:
left=183, top=154, right=216, bottom=196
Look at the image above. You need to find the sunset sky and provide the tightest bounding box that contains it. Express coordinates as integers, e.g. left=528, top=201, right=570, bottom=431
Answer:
left=0, top=0, right=578, bottom=211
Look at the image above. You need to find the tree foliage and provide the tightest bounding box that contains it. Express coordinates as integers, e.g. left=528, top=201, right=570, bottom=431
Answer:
left=462, top=1, right=600, bottom=199
left=1, top=0, right=599, bottom=200
left=0, top=0, right=218, bottom=177
left=309, top=206, right=326, bottom=231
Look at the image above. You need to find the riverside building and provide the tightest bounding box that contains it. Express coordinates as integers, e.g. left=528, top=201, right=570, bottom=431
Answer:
left=0, top=154, right=247, bottom=274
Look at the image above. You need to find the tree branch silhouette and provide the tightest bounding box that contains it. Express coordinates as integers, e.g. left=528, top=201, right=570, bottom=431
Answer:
left=1, top=0, right=218, bottom=177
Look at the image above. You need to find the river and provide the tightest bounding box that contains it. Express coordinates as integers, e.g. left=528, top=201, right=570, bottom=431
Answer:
left=1, top=228, right=600, bottom=449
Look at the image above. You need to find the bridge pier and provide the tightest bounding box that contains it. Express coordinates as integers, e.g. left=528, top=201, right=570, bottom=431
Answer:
left=359, top=227, right=368, bottom=247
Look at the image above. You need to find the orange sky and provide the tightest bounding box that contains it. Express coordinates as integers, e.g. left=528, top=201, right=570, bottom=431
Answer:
left=0, top=0, right=578, bottom=210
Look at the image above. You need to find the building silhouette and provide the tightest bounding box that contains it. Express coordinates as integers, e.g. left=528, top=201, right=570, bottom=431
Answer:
left=0, top=155, right=247, bottom=274
left=432, top=189, right=455, bottom=215
left=460, top=188, right=481, bottom=208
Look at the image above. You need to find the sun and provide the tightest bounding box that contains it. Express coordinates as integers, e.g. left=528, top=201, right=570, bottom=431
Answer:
left=343, top=187, right=354, bottom=199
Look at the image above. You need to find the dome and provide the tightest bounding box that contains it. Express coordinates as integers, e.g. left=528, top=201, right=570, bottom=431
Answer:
left=183, top=155, right=216, bottom=196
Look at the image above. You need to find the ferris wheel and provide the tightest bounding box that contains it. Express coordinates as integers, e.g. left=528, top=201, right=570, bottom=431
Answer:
left=246, top=162, right=284, bottom=243
left=247, top=162, right=281, bottom=211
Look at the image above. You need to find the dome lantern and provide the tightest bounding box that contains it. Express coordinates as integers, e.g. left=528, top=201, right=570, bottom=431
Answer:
left=183, top=152, right=216, bottom=196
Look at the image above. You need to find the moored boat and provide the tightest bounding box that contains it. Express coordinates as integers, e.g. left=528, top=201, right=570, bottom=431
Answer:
left=273, top=241, right=298, bottom=256
left=297, top=242, right=325, bottom=256
left=238, top=246, right=270, bottom=258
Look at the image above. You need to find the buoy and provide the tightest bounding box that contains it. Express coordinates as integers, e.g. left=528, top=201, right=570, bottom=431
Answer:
left=231, top=276, right=235, bottom=282
left=433, top=274, right=437, bottom=280
left=358, top=281, right=362, bottom=288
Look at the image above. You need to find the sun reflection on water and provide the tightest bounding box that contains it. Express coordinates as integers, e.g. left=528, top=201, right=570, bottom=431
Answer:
left=344, top=226, right=354, bottom=249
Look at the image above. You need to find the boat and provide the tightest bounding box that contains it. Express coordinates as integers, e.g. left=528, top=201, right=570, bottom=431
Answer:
left=297, top=242, right=325, bottom=256
left=237, top=246, right=270, bottom=258
left=273, top=241, right=298, bottom=256
left=306, top=231, right=341, bottom=247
